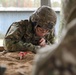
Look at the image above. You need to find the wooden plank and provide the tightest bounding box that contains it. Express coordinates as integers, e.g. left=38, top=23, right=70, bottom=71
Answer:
left=0, top=46, right=4, bottom=51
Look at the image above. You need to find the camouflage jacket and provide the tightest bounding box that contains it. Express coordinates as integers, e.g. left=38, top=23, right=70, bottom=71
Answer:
left=3, top=20, right=55, bottom=52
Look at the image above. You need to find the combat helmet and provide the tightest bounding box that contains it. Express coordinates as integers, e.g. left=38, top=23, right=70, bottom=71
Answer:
left=30, top=6, right=57, bottom=30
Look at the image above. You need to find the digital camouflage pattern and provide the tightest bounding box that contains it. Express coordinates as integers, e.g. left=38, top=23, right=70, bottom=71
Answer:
left=3, top=6, right=57, bottom=52
left=30, top=6, right=57, bottom=30
left=3, top=20, right=55, bottom=52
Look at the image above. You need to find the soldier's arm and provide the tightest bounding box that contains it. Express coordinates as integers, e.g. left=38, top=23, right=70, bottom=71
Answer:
left=4, top=22, right=40, bottom=52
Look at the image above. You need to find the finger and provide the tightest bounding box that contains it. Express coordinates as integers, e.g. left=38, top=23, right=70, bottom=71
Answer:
left=39, top=41, right=45, bottom=45
left=39, top=38, right=44, bottom=43
left=40, top=43, right=46, bottom=47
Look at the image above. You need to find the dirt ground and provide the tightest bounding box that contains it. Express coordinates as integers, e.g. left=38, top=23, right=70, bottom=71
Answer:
left=0, top=51, right=35, bottom=75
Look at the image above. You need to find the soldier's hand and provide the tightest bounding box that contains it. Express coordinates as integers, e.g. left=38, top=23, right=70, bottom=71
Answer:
left=39, top=38, right=46, bottom=47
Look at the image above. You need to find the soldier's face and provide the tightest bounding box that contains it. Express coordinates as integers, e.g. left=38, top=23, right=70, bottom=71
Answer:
left=35, top=27, right=49, bottom=37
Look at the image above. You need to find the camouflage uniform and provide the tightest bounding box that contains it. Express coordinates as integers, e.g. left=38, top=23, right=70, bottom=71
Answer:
left=3, top=6, right=57, bottom=52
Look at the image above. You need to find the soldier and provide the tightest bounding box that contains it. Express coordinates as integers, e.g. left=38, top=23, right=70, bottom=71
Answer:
left=3, top=6, right=57, bottom=53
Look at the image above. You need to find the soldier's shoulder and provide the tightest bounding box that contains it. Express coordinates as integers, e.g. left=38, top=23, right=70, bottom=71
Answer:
left=11, top=19, right=29, bottom=27
left=19, top=20, right=29, bottom=25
